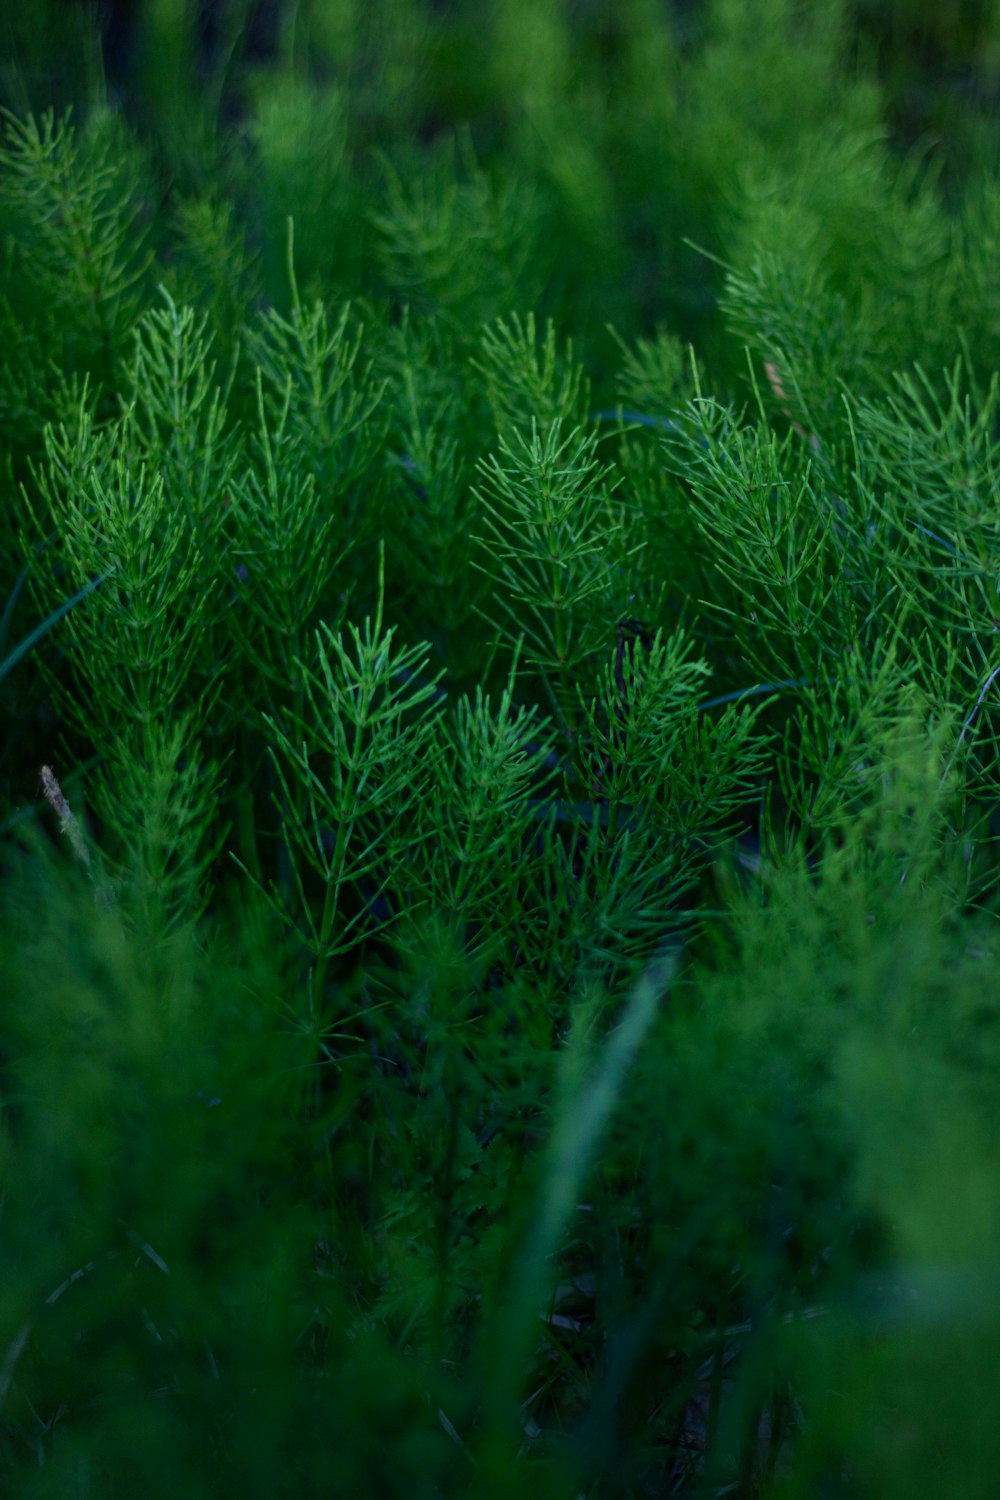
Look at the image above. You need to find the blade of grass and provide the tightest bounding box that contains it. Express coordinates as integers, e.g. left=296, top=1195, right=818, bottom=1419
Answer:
left=479, top=951, right=676, bottom=1479
left=0, top=566, right=115, bottom=685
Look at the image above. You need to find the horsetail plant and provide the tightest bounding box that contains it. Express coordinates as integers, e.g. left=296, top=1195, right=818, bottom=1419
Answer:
left=259, top=555, right=446, bottom=1007
left=4, top=3, right=1000, bottom=1496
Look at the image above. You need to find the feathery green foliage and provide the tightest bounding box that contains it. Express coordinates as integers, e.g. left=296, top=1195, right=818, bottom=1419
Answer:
left=2, top=2, right=1000, bottom=1496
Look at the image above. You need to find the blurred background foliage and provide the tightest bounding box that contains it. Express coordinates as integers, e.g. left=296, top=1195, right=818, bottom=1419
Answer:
left=4, top=0, right=998, bottom=381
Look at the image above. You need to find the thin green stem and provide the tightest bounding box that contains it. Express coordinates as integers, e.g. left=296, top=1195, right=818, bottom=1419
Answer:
left=310, top=707, right=365, bottom=1010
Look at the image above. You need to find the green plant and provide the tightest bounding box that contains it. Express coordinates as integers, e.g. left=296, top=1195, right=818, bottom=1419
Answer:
left=3, top=3, right=1000, bottom=1497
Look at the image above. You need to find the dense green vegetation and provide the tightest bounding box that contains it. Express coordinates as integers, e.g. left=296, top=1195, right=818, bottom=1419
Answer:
left=2, top=1, right=1000, bottom=1494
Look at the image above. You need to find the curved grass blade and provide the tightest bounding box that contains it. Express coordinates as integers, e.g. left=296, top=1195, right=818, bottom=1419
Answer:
left=0, top=565, right=115, bottom=686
